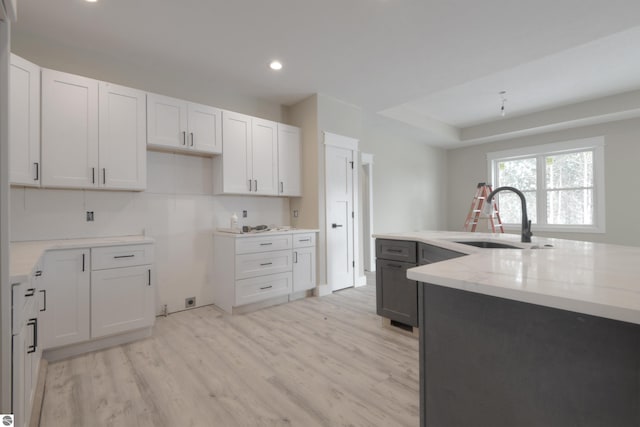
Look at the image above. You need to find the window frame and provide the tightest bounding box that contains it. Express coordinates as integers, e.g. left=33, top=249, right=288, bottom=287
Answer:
left=487, top=137, right=605, bottom=234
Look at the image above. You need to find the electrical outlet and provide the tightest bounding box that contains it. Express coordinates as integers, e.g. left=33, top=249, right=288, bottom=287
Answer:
left=185, top=297, right=196, bottom=308
left=86, top=211, right=94, bottom=221
left=293, top=210, right=299, bottom=218
left=242, top=210, right=248, bottom=218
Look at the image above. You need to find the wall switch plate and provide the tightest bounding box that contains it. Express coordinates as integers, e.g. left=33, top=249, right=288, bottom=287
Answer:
left=185, top=297, right=196, bottom=308
left=86, top=211, right=94, bottom=221
left=242, top=210, right=247, bottom=218
left=293, top=210, right=299, bottom=218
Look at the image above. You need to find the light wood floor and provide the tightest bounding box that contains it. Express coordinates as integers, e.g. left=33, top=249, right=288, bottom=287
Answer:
left=39, top=285, right=419, bottom=427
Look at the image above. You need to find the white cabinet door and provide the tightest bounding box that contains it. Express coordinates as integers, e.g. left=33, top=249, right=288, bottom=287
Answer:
left=293, top=246, right=316, bottom=292
left=91, top=265, right=154, bottom=339
left=40, top=249, right=90, bottom=349
left=41, top=69, right=99, bottom=188
left=188, top=102, right=222, bottom=154
left=146, top=93, right=188, bottom=149
left=277, top=124, right=302, bottom=196
left=98, top=82, right=146, bottom=190
left=9, top=54, right=40, bottom=187
left=251, top=118, right=278, bottom=196
left=221, top=111, right=252, bottom=194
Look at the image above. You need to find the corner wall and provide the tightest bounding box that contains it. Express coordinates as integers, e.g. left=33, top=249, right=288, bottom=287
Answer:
left=446, top=117, right=640, bottom=246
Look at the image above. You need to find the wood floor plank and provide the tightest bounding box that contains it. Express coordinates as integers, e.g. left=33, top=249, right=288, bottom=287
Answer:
left=39, top=285, right=419, bottom=427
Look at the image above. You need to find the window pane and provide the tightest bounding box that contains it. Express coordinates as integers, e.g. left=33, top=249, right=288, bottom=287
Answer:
left=497, top=158, right=536, bottom=190
left=547, top=189, right=593, bottom=224
left=495, top=191, right=536, bottom=224
left=545, top=151, right=593, bottom=190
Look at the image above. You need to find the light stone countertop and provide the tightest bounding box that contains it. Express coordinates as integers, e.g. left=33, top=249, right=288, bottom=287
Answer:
left=213, top=228, right=319, bottom=238
left=10, top=235, right=154, bottom=284
left=374, top=231, right=640, bottom=325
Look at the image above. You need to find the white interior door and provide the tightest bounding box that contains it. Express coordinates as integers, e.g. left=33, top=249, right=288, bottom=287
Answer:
left=326, top=145, right=354, bottom=291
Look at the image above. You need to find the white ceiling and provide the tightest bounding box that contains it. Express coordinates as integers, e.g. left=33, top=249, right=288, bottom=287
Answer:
left=12, top=0, right=640, bottom=146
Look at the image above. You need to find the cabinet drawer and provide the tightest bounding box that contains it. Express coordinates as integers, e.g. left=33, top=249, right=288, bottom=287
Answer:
left=236, top=234, right=292, bottom=254
left=235, top=272, right=292, bottom=306
left=376, top=239, right=417, bottom=263
left=236, top=250, right=292, bottom=279
left=293, top=233, right=316, bottom=248
left=418, top=243, right=465, bottom=265
left=91, top=244, right=154, bottom=270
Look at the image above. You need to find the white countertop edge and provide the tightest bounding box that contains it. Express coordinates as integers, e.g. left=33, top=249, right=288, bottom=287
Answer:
left=407, top=266, right=640, bottom=325
left=10, top=235, right=154, bottom=283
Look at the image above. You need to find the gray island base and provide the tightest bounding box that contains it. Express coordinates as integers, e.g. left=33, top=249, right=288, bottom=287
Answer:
left=419, top=282, right=640, bottom=427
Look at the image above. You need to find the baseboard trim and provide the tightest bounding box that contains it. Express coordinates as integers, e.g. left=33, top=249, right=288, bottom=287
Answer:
left=314, top=283, right=332, bottom=297
left=355, top=274, right=367, bottom=287
left=43, top=327, right=153, bottom=362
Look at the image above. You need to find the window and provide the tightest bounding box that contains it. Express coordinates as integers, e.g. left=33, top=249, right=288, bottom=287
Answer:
left=487, top=137, right=605, bottom=233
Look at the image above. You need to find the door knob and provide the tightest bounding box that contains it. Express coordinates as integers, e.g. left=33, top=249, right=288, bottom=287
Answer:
left=332, top=223, right=343, bottom=228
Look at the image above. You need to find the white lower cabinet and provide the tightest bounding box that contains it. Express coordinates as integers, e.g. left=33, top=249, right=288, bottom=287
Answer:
left=40, top=249, right=91, bottom=349
left=40, top=243, right=155, bottom=350
left=91, top=265, right=154, bottom=338
left=11, top=266, right=44, bottom=427
left=293, top=233, right=317, bottom=293
left=212, top=231, right=317, bottom=313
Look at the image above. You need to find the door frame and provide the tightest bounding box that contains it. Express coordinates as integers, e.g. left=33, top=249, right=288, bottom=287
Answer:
left=361, top=153, right=375, bottom=273
left=323, top=132, right=365, bottom=292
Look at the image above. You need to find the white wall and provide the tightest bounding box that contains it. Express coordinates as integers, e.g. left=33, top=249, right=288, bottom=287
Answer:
left=447, top=117, right=640, bottom=246
left=11, top=152, right=290, bottom=313
left=360, top=113, right=449, bottom=234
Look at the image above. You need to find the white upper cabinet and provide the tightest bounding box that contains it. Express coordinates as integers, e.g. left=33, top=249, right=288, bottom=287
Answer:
left=98, top=82, right=146, bottom=190
left=9, top=54, right=41, bottom=187
left=218, top=111, right=252, bottom=194
left=214, top=111, right=279, bottom=195
left=41, top=69, right=146, bottom=190
left=188, top=102, right=222, bottom=154
left=147, top=93, right=222, bottom=155
left=41, top=69, right=99, bottom=189
left=277, top=124, right=302, bottom=196
left=251, top=117, right=278, bottom=195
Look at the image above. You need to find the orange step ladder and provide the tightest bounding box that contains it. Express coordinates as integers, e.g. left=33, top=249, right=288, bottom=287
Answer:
left=464, top=182, right=504, bottom=233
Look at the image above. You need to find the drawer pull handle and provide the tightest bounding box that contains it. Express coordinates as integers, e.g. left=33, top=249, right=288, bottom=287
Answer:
left=27, top=318, right=37, bottom=353
left=260, top=243, right=273, bottom=246
left=82, top=253, right=85, bottom=272
left=294, top=252, right=298, bottom=263
left=332, top=223, right=343, bottom=228
left=299, top=239, right=311, bottom=242
left=260, top=262, right=273, bottom=266
left=114, top=255, right=135, bottom=259
left=388, top=263, right=403, bottom=269
left=182, top=131, right=187, bottom=145
left=148, top=269, right=151, bottom=286
left=25, top=288, right=35, bottom=297
left=34, top=162, right=39, bottom=181
left=387, top=249, right=403, bottom=253
left=40, top=290, right=47, bottom=312
left=34, top=270, right=42, bottom=277
left=260, top=285, right=273, bottom=290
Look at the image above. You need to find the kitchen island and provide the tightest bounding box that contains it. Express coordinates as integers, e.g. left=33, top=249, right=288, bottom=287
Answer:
left=374, top=231, right=640, bottom=427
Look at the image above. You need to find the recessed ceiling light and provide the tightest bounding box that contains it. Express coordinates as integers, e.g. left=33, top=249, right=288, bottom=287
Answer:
left=269, top=60, right=283, bottom=71
left=85, top=0, right=98, bottom=3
